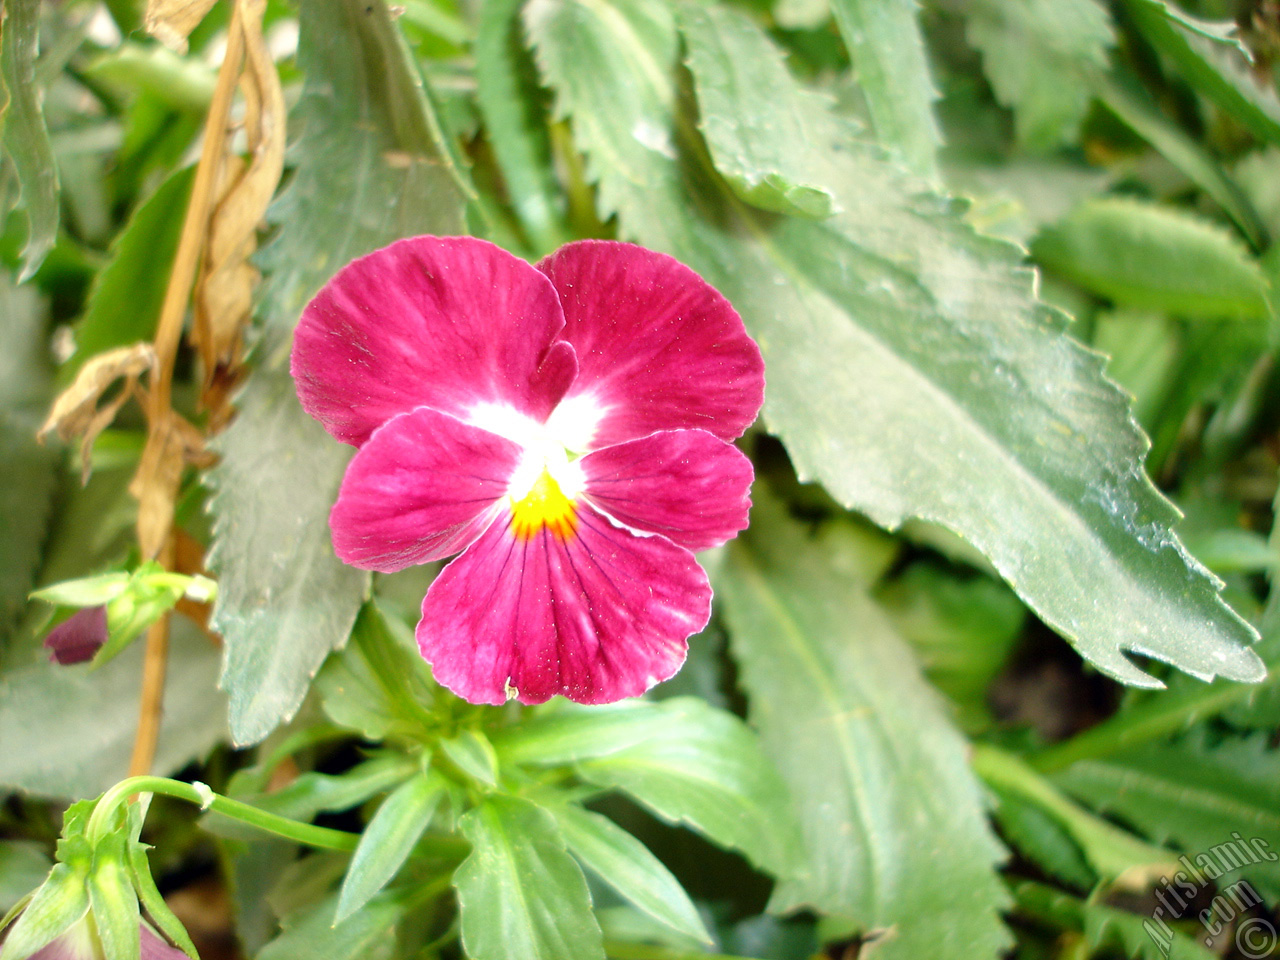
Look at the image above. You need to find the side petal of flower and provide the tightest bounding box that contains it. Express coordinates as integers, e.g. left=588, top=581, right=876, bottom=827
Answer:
left=330, top=407, right=522, bottom=572
left=581, top=429, right=754, bottom=551
left=44, top=605, right=109, bottom=665
left=537, top=240, right=765, bottom=450
left=417, top=504, right=711, bottom=705
left=293, top=236, right=576, bottom=447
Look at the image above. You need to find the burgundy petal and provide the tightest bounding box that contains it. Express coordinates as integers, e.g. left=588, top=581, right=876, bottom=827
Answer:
left=330, top=407, right=522, bottom=573
left=537, top=240, right=764, bottom=450
left=292, top=236, right=576, bottom=447
left=417, top=504, right=711, bottom=705
left=44, top=606, right=109, bottom=665
left=580, top=429, right=753, bottom=552
left=140, top=925, right=188, bottom=960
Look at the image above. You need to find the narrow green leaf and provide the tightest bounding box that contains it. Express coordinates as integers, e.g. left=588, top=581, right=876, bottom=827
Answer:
left=491, top=701, right=685, bottom=767
left=0, top=0, right=58, bottom=280
left=439, top=730, right=499, bottom=786
left=128, top=843, right=198, bottom=960
left=0, top=863, right=88, bottom=960
left=0, top=277, right=54, bottom=641
left=1033, top=196, right=1272, bottom=319
left=474, top=0, right=567, bottom=252
left=86, top=832, right=141, bottom=960
left=718, top=506, right=1010, bottom=957
left=1052, top=734, right=1280, bottom=900
left=550, top=804, right=711, bottom=945
left=208, top=0, right=469, bottom=746
left=827, top=0, right=939, bottom=179
left=72, top=166, right=193, bottom=365
left=575, top=697, right=798, bottom=879
left=0, top=617, right=226, bottom=798
left=336, top=772, right=444, bottom=923
left=530, top=0, right=1262, bottom=689
left=963, top=0, right=1113, bottom=150
left=455, top=795, right=604, bottom=960
left=1120, top=0, right=1280, bottom=147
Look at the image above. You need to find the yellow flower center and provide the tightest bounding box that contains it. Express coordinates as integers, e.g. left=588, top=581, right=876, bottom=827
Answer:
left=509, top=468, right=577, bottom=540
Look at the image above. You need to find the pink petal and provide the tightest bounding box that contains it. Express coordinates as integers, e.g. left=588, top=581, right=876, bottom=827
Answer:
left=537, top=240, right=764, bottom=449
left=44, top=605, right=109, bottom=665
left=581, top=430, right=753, bottom=551
left=330, top=407, right=521, bottom=572
left=417, top=504, right=711, bottom=705
left=140, top=925, right=188, bottom=960
left=292, top=236, right=577, bottom=447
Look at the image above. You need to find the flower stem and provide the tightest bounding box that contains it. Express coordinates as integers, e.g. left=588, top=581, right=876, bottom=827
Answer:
left=86, top=776, right=360, bottom=852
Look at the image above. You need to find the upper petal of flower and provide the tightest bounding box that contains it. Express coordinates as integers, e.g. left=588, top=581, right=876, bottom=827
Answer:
left=330, top=406, right=523, bottom=573
left=292, top=236, right=577, bottom=447
left=580, top=429, right=754, bottom=552
left=417, top=502, right=711, bottom=705
left=43, top=605, right=109, bottom=665
left=537, top=240, right=764, bottom=451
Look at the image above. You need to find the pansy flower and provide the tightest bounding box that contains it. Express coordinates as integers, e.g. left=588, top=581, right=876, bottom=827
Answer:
left=291, top=237, right=764, bottom=705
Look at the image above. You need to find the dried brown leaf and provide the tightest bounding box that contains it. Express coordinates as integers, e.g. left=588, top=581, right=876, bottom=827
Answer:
left=38, top=343, right=156, bottom=482
left=144, top=0, right=220, bottom=52
left=130, top=411, right=206, bottom=559
left=192, top=0, right=286, bottom=426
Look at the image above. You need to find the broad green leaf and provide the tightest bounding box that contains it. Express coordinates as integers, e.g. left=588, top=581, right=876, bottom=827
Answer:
left=256, top=893, right=404, bottom=960
left=0, top=278, right=55, bottom=641
left=1033, top=196, right=1272, bottom=320
left=0, top=862, right=88, bottom=960
left=0, top=0, right=58, bottom=279
left=1052, top=734, right=1280, bottom=900
left=71, top=166, right=193, bottom=365
left=86, top=831, right=141, bottom=960
left=529, top=0, right=1262, bottom=689
left=1120, top=0, right=1280, bottom=147
left=575, top=697, right=798, bottom=879
left=0, top=617, right=226, bottom=797
left=474, top=0, right=567, bottom=252
left=0, top=843, right=51, bottom=915
left=491, top=701, right=686, bottom=766
left=208, top=0, right=469, bottom=746
left=455, top=795, right=604, bottom=960
left=336, top=772, right=444, bottom=923
left=963, top=0, right=1113, bottom=150
left=550, top=804, right=711, bottom=945
left=1092, top=311, right=1180, bottom=430
left=718, top=506, right=1009, bottom=957
left=826, top=0, right=939, bottom=179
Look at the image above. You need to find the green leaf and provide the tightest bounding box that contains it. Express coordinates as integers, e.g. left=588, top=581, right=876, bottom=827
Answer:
left=492, top=701, right=686, bottom=767
left=575, top=697, right=798, bottom=879
left=1119, top=0, right=1280, bottom=148
left=72, top=166, right=194, bottom=365
left=718, top=505, right=1009, bottom=957
left=209, top=0, right=469, bottom=745
left=0, top=277, right=54, bottom=641
left=336, top=771, right=444, bottom=923
left=989, top=792, right=1097, bottom=890
left=0, top=861, right=88, bottom=960
left=550, top=804, right=711, bottom=945
left=474, top=0, right=567, bottom=252
left=224, top=754, right=415, bottom=828
left=529, top=0, right=1261, bottom=689
left=455, top=795, right=605, bottom=960
left=86, top=831, right=141, bottom=960
left=826, top=0, right=939, bottom=179
left=1033, top=196, right=1272, bottom=320
left=256, top=893, right=404, bottom=960
left=439, top=730, right=499, bottom=787
left=1052, top=734, right=1280, bottom=900
left=963, top=0, right=1113, bottom=150
left=128, top=843, right=198, bottom=960
left=0, top=0, right=58, bottom=280
left=0, top=617, right=226, bottom=797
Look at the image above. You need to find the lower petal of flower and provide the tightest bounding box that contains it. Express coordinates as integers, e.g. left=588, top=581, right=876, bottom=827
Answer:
left=417, top=504, right=711, bottom=705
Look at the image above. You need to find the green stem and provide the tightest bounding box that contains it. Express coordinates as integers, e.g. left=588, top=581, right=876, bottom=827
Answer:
left=86, top=776, right=360, bottom=852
